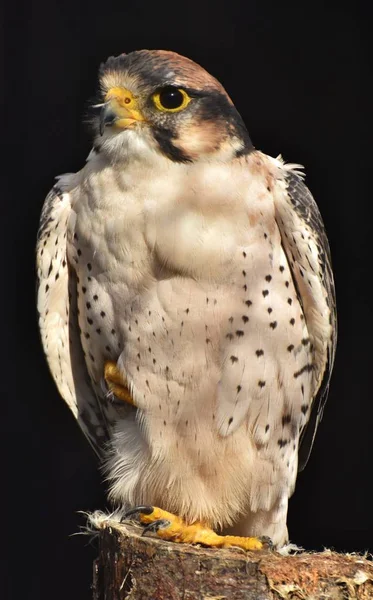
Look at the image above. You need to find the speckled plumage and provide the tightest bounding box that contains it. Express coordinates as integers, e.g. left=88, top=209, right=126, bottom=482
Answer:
left=36, top=50, right=336, bottom=547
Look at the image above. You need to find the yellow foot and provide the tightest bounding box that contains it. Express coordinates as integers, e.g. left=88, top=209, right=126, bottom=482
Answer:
left=104, top=361, right=134, bottom=405
left=123, top=506, right=272, bottom=551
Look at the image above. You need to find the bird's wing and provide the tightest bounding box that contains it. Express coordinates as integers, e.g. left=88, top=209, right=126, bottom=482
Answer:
left=36, top=182, right=112, bottom=458
left=273, top=162, right=337, bottom=470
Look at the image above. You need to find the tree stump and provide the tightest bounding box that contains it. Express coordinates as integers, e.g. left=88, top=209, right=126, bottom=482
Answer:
left=90, top=514, right=373, bottom=599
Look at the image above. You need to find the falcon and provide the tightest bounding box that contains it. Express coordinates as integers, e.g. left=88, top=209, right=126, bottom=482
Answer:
left=36, top=50, right=336, bottom=549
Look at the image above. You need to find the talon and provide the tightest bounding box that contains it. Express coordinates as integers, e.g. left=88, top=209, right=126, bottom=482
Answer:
left=104, top=361, right=134, bottom=405
left=259, top=536, right=274, bottom=550
left=142, top=519, right=171, bottom=536
left=120, top=505, right=271, bottom=551
left=121, top=505, right=154, bottom=522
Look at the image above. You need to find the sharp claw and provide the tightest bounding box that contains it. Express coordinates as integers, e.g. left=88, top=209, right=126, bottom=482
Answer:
left=259, top=535, right=274, bottom=550
left=121, top=505, right=154, bottom=522
left=141, top=519, right=171, bottom=536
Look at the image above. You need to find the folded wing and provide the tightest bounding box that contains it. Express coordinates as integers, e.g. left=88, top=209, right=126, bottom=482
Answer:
left=36, top=184, right=112, bottom=458
left=274, top=166, right=337, bottom=470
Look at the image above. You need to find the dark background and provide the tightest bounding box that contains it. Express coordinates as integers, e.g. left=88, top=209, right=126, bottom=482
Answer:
left=5, top=1, right=372, bottom=599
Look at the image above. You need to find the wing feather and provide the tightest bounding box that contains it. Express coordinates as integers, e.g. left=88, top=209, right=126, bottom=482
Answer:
left=36, top=183, right=110, bottom=458
left=274, top=166, right=337, bottom=470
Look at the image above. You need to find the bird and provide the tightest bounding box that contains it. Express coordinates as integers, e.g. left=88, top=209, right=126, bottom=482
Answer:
left=36, top=49, right=336, bottom=550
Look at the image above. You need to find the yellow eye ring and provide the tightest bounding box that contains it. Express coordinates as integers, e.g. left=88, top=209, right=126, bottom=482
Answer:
left=152, top=87, right=191, bottom=113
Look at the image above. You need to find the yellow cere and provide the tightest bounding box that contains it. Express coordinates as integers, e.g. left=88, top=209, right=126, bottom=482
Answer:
left=105, top=87, right=136, bottom=107
left=104, top=87, right=145, bottom=127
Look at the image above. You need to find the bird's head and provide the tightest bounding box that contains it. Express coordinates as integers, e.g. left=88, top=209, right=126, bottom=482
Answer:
left=93, top=50, right=253, bottom=163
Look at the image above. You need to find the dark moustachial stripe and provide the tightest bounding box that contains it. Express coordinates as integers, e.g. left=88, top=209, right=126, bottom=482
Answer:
left=152, top=90, right=254, bottom=163
left=152, top=126, right=193, bottom=163
left=100, top=52, right=254, bottom=162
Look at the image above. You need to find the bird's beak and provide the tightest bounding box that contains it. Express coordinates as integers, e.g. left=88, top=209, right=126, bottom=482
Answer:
left=99, top=87, right=145, bottom=136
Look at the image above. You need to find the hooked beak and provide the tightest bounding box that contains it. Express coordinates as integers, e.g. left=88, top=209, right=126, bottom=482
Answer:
left=99, top=87, right=145, bottom=136
left=99, top=104, right=119, bottom=136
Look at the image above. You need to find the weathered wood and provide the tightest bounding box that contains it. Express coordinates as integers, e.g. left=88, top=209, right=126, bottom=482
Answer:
left=91, top=516, right=373, bottom=600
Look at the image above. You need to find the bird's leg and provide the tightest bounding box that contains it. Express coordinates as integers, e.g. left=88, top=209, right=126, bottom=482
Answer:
left=104, top=361, right=134, bottom=405
left=123, top=506, right=272, bottom=551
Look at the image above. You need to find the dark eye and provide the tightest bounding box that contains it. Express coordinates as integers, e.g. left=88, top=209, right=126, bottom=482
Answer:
left=158, top=87, right=184, bottom=109
left=152, top=87, right=191, bottom=112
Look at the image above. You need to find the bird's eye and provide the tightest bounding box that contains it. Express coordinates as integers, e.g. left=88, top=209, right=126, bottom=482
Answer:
left=152, top=87, right=191, bottom=113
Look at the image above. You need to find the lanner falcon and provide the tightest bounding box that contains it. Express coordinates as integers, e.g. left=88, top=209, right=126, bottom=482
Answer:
left=36, top=50, right=336, bottom=549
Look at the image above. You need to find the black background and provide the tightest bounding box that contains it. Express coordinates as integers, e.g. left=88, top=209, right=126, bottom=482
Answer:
left=5, top=1, right=372, bottom=599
